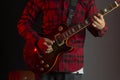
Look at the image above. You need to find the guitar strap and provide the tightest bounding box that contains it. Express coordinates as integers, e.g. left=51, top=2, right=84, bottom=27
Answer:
left=66, top=0, right=78, bottom=26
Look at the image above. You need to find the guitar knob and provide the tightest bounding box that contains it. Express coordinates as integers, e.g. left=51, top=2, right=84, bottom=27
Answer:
left=45, top=64, right=49, bottom=68
left=58, top=26, right=63, bottom=32
left=40, top=67, right=44, bottom=71
left=40, top=60, right=44, bottom=64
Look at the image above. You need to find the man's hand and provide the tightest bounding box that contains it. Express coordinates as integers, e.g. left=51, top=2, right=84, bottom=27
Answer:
left=92, top=13, right=105, bottom=30
left=38, top=38, right=54, bottom=54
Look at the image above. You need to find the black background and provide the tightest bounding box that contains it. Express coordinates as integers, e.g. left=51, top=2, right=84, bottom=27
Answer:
left=1, top=0, right=28, bottom=79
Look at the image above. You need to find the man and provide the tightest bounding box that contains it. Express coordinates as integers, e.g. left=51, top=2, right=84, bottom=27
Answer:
left=17, top=0, right=108, bottom=80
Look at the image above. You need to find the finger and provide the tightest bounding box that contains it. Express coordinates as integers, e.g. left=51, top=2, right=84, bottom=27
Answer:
left=47, top=48, right=53, bottom=52
left=92, top=23, right=96, bottom=27
left=92, top=21, right=101, bottom=28
left=46, top=48, right=53, bottom=54
left=97, top=13, right=103, bottom=19
left=44, top=44, right=53, bottom=54
left=47, top=48, right=53, bottom=51
left=43, top=42, right=49, bottom=46
left=45, top=50, right=49, bottom=54
left=44, top=42, right=53, bottom=49
left=97, top=13, right=105, bottom=22
left=48, top=45, right=53, bottom=50
left=45, top=50, right=50, bottom=54
left=93, top=16, right=101, bottom=24
left=47, top=45, right=53, bottom=50
left=92, top=21, right=104, bottom=30
left=44, top=38, right=53, bottom=45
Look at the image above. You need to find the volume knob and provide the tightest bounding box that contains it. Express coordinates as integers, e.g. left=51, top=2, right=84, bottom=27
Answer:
left=40, top=60, right=44, bottom=64
left=45, top=64, right=49, bottom=68
left=40, top=67, right=44, bottom=71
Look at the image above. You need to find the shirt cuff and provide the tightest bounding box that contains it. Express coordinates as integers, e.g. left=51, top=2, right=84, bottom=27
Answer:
left=97, top=24, right=108, bottom=37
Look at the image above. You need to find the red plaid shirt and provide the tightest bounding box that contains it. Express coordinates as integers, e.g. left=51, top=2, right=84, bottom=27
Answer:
left=17, top=0, right=108, bottom=72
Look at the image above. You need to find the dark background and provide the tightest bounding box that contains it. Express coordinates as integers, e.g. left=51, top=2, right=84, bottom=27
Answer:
left=1, top=0, right=28, bottom=79
left=1, top=0, right=120, bottom=80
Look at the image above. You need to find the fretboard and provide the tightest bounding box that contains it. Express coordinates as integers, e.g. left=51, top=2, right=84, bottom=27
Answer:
left=56, top=1, right=119, bottom=44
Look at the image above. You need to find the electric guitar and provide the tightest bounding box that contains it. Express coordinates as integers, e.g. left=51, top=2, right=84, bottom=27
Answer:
left=23, top=0, right=120, bottom=74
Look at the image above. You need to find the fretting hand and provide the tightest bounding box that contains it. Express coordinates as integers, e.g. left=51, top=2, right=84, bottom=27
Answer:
left=92, top=13, right=105, bottom=30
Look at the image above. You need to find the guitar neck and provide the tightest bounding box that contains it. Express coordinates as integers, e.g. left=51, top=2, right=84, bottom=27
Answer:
left=99, top=1, right=119, bottom=16
left=60, top=1, right=119, bottom=40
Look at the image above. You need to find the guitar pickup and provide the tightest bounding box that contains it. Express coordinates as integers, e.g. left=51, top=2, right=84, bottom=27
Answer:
left=55, top=33, right=64, bottom=46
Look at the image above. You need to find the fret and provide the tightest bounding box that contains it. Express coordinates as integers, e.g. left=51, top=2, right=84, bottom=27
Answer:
left=71, top=28, right=75, bottom=33
left=112, top=1, right=119, bottom=8
left=99, top=10, right=105, bottom=15
left=74, top=25, right=80, bottom=31
left=72, top=25, right=80, bottom=32
left=62, top=32, right=68, bottom=40
left=68, top=29, right=72, bottom=35
left=69, top=29, right=74, bottom=35
left=78, top=24, right=81, bottom=29
left=72, top=26, right=77, bottom=32
left=62, top=33, right=67, bottom=39
left=81, top=21, right=87, bottom=27
left=84, top=19, right=89, bottom=24
left=62, top=30, right=70, bottom=39
left=66, top=30, right=70, bottom=36
left=65, top=32, right=69, bottom=38
left=99, top=1, right=119, bottom=15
